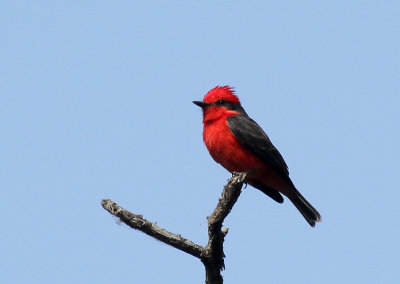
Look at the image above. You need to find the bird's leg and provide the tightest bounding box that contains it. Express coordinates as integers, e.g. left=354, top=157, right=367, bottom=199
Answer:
left=246, top=168, right=255, bottom=175
left=243, top=169, right=256, bottom=188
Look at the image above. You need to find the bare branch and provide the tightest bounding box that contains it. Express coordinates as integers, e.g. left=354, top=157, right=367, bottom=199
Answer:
left=202, top=172, right=247, bottom=284
left=101, top=172, right=247, bottom=284
left=101, top=199, right=204, bottom=258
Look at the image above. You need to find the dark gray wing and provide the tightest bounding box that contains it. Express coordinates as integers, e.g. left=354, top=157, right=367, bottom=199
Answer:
left=227, top=114, right=289, bottom=177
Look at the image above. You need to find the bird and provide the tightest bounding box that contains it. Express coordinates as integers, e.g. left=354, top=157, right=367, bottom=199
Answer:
left=193, top=86, right=321, bottom=227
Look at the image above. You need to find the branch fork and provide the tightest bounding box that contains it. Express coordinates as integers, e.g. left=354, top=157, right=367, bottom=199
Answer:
left=101, top=172, right=247, bottom=284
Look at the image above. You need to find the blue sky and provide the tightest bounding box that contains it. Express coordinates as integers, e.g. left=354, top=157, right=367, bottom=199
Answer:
left=1, top=1, right=399, bottom=283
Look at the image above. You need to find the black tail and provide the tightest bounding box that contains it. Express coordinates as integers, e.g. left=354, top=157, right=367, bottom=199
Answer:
left=288, top=189, right=321, bottom=227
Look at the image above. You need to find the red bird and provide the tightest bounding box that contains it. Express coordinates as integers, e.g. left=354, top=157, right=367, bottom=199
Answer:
left=193, top=86, right=321, bottom=227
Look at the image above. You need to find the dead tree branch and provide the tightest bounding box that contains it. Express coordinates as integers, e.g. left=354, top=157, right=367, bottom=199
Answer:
left=101, top=172, right=247, bottom=284
left=101, top=199, right=204, bottom=258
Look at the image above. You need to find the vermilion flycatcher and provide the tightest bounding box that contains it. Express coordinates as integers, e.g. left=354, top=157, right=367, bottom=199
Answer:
left=194, top=86, right=321, bottom=227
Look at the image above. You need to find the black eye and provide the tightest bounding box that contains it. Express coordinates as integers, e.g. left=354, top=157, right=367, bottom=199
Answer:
left=215, top=99, right=226, bottom=105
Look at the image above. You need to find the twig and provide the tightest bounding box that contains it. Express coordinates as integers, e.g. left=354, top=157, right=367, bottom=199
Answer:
left=101, top=199, right=204, bottom=258
left=101, top=172, right=247, bottom=284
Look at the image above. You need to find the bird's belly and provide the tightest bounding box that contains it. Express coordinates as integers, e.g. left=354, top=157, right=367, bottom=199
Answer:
left=203, top=120, right=263, bottom=173
left=203, top=119, right=290, bottom=194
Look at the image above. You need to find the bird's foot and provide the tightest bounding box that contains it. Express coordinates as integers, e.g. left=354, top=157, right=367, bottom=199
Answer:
left=230, top=171, right=248, bottom=185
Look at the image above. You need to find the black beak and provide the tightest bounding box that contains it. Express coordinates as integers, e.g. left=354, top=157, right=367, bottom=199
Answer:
left=193, top=101, right=209, bottom=108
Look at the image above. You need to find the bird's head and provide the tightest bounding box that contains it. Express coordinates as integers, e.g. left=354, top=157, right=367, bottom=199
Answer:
left=193, top=86, right=245, bottom=123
